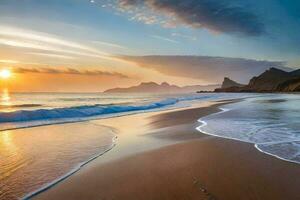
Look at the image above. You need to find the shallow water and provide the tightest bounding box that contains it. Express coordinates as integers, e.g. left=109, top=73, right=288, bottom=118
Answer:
left=0, top=122, right=115, bottom=200
left=198, top=94, right=300, bottom=164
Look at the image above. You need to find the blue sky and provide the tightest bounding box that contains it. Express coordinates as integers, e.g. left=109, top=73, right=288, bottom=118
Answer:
left=0, top=0, right=299, bottom=91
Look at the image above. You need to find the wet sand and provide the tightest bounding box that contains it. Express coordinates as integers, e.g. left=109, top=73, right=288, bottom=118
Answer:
left=32, top=101, right=300, bottom=200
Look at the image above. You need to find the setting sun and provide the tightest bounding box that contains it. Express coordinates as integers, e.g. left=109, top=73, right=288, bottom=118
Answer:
left=0, top=69, right=12, bottom=79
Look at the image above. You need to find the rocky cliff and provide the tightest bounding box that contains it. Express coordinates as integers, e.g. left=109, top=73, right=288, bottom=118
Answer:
left=215, top=67, right=300, bottom=92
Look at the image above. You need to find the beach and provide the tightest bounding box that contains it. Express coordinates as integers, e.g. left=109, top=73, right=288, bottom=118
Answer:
left=30, top=100, right=300, bottom=200
left=2, top=0, right=300, bottom=199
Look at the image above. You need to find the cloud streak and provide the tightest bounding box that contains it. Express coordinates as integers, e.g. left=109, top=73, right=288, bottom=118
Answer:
left=0, top=25, right=129, bottom=62
left=150, top=35, right=179, bottom=43
left=26, top=52, right=75, bottom=60
left=171, top=32, right=197, bottom=41
left=0, top=37, right=114, bottom=60
left=13, top=67, right=130, bottom=78
left=117, top=0, right=265, bottom=36
left=92, top=40, right=128, bottom=49
left=0, top=59, right=19, bottom=64
left=0, top=26, right=109, bottom=55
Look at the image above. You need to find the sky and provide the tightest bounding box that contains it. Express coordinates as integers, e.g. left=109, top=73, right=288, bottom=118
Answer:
left=0, top=0, right=299, bottom=92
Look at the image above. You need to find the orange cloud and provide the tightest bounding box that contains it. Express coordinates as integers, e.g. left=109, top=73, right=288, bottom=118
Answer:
left=13, top=67, right=130, bottom=79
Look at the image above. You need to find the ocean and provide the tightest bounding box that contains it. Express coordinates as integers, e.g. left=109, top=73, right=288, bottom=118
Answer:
left=0, top=92, right=253, bottom=131
left=0, top=91, right=298, bottom=199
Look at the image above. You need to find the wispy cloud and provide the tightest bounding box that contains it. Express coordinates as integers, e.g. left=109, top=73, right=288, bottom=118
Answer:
left=13, top=67, right=130, bottom=78
left=150, top=35, right=179, bottom=43
left=0, top=25, right=129, bottom=62
left=0, top=37, right=114, bottom=60
left=0, top=38, right=49, bottom=50
left=26, top=52, right=75, bottom=60
left=92, top=40, right=128, bottom=49
left=171, top=33, right=197, bottom=41
left=0, top=59, right=55, bottom=66
left=0, top=26, right=109, bottom=55
left=129, top=12, right=160, bottom=25
left=0, top=59, right=19, bottom=64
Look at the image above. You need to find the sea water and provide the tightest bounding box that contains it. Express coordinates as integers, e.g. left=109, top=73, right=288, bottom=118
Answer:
left=198, top=94, right=300, bottom=164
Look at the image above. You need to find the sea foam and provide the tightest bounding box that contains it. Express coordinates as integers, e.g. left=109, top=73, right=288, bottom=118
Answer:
left=197, top=94, right=300, bottom=164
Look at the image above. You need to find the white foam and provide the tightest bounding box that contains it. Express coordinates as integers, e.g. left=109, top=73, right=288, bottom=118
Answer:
left=197, top=107, right=253, bottom=144
left=196, top=97, right=300, bottom=165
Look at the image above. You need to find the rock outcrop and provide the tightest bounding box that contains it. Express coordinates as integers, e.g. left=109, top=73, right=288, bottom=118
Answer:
left=215, top=67, right=300, bottom=92
left=221, top=77, right=245, bottom=89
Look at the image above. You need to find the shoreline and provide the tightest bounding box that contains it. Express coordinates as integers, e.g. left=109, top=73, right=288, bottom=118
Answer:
left=22, top=101, right=221, bottom=200
left=32, top=100, right=300, bottom=200
left=197, top=104, right=300, bottom=165
left=22, top=135, right=118, bottom=200
left=25, top=101, right=223, bottom=199
left=0, top=97, right=216, bottom=132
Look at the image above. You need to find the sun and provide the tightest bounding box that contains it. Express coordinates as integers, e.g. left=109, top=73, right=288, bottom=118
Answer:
left=0, top=69, right=12, bottom=79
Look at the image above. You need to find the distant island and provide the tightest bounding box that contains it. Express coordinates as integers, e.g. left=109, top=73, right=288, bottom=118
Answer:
left=215, top=67, right=300, bottom=92
left=104, top=82, right=220, bottom=93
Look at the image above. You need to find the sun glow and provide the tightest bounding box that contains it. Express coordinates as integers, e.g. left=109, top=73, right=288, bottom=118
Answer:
left=0, top=69, right=11, bottom=79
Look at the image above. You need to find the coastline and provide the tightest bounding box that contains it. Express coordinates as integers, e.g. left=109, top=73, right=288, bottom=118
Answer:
left=31, top=100, right=300, bottom=200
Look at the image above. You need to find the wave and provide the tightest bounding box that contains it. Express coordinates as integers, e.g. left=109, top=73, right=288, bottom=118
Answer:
left=0, top=98, right=182, bottom=124
left=0, top=93, right=225, bottom=124
left=0, top=93, right=256, bottom=131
